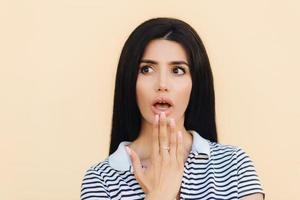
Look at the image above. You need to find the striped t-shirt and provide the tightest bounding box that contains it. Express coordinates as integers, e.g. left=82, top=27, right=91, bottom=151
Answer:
left=81, top=130, right=265, bottom=199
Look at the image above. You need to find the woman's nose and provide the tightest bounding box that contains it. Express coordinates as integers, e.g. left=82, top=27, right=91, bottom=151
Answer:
left=156, top=72, right=169, bottom=92
left=157, top=85, right=168, bottom=92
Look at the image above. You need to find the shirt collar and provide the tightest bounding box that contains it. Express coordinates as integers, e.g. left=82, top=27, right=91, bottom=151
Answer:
left=108, top=130, right=211, bottom=172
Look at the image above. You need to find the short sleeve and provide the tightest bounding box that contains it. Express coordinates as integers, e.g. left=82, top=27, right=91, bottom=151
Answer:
left=80, top=168, right=111, bottom=200
left=236, top=148, right=265, bottom=199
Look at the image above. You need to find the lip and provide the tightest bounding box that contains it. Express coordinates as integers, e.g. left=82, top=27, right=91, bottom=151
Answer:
left=152, top=96, right=174, bottom=107
left=151, top=105, right=173, bottom=116
left=151, top=96, right=174, bottom=116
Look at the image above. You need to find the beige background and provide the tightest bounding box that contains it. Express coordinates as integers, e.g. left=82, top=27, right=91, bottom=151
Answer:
left=1, top=0, right=299, bottom=199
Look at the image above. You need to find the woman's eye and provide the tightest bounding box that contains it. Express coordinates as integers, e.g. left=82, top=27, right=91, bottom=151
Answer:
left=173, top=66, right=186, bottom=75
left=139, top=65, right=153, bottom=74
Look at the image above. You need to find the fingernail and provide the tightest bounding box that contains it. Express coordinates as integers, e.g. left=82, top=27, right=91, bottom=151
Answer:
left=170, top=118, right=175, bottom=126
left=160, top=112, right=165, bottom=118
left=125, top=146, right=131, bottom=155
left=178, top=131, right=182, bottom=138
left=155, top=114, right=159, bottom=123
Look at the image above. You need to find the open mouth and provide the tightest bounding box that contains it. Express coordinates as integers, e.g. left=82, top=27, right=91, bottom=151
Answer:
left=153, top=102, right=171, bottom=110
left=151, top=97, right=174, bottom=116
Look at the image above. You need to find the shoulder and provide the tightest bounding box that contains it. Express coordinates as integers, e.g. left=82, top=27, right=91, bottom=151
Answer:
left=208, top=141, right=257, bottom=169
left=82, top=158, right=112, bottom=179
left=209, top=140, right=247, bottom=157
left=80, top=159, right=112, bottom=199
left=208, top=142, right=265, bottom=199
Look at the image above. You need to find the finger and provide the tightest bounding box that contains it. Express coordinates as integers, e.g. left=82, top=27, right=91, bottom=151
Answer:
left=176, top=131, right=184, bottom=165
left=126, top=146, right=144, bottom=180
left=159, top=112, right=169, bottom=159
left=169, top=118, right=177, bottom=158
left=126, top=147, right=150, bottom=193
left=152, top=114, right=159, bottom=158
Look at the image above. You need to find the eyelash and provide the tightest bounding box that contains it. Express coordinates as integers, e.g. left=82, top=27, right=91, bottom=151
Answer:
left=139, top=65, right=186, bottom=75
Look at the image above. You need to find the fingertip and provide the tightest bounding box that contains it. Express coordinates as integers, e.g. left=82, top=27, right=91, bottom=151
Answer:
left=169, top=118, right=175, bottom=127
left=178, top=131, right=183, bottom=140
left=154, top=114, right=159, bottom=125
left=126, top=146, right=132, bottom=156
left=160, top=112, right=167, bottom=126
left=160, top=112, right=166, bottom=121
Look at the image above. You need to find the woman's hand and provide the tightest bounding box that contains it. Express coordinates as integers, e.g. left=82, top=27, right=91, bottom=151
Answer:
left=126, top=112, right=184, bottom=200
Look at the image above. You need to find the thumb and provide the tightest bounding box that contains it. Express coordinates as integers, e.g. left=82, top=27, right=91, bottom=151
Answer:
left=126, top=146, right=146, bottom=190
left=126, top=146, right=144, bottom=180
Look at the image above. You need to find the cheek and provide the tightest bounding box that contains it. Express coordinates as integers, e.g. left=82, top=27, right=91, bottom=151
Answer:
left=136, top=79, right=143, bottom=106
left=175, top=80, right=192, bottom=109
left=136, top=78, right=151, bottom=108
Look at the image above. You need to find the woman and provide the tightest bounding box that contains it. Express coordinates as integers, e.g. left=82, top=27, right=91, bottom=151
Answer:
left=81, top=17, right=265, bottom=200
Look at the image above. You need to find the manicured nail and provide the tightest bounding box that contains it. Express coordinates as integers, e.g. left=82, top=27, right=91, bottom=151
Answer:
left=155, top=114, right=159, bottom=123
left=170, top=118, right=175, bottom=127
left=125, top=146, right=131, bottom=155
left=178, top=131, right=182, bottom=139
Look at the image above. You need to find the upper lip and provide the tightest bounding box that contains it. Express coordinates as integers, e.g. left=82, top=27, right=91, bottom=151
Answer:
left=152, top=96, right=174, bottom=107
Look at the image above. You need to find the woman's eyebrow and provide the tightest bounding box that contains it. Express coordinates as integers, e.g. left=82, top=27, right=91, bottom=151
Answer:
left=140, top=59, right=189, bottom=66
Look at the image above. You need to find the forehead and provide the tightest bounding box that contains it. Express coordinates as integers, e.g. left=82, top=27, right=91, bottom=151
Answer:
left=141, top=39, right=188, bottom=63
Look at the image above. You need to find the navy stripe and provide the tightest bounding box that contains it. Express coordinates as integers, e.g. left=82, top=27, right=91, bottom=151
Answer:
left=81, top=141, right=265, bottom=199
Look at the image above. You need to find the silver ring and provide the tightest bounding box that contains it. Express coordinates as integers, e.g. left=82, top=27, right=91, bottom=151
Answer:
left=162, top=146, right=170, bottom=150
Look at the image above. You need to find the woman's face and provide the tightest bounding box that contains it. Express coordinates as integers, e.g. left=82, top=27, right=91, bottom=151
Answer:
left=136, top=39, right=192, bottom=124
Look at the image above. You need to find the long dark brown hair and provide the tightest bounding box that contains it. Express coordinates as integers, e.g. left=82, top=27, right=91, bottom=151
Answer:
left=109, top=17, right=218, bottom=155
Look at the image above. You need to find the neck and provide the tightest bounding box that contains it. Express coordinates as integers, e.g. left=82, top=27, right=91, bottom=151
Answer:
left=128, top=117, right=193, bottom=162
